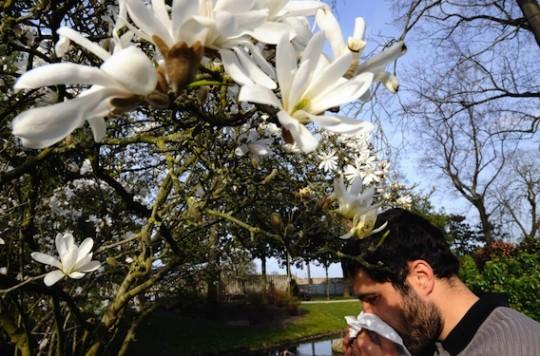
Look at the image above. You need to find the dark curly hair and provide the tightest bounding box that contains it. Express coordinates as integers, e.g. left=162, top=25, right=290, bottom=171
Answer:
left=341, top=208, right=459, bottom=289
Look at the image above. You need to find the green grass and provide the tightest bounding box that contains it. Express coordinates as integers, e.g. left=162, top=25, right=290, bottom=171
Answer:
left=308, top=295, right=357, bottom=301
left=130, top=301, right=361, bottom=355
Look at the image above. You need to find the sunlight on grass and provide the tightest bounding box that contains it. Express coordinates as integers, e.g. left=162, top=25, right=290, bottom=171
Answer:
left=131, top=301, right=361, bottom=355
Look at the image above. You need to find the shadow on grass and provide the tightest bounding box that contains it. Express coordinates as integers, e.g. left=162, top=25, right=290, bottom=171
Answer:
left=128, top=300, right=360, bottom=355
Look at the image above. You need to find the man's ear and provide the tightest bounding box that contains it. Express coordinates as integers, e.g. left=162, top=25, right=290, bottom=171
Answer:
left=407, top=260, right=435, bottom=296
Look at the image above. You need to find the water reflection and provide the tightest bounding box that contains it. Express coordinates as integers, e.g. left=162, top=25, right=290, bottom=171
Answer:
left=268, top=337, right=339, bottom=356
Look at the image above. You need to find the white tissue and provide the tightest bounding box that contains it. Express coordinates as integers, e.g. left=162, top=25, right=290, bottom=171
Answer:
left=345, top=312, right=411, bottom=356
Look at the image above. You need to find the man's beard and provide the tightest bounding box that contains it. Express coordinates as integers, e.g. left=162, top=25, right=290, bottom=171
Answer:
left=398, top=287, right=443, bottom=353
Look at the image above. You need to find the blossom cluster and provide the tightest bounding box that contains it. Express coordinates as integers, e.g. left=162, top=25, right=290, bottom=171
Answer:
left=12, top=0, right=404, bottom=153
left=9, top=0, right=407, bottom=283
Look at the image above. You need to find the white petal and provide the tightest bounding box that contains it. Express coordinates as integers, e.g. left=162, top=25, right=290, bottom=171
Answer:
left=277, top=111, right=318, bottom=153
left=374, top=72, right=399, bottom=93
left=232, top=47, right=276, bottom=89
left=87, top=117, right=107, bottom=142
left=303, top=51, right=352, bottom=101
left=44, top=270, right=65, bottom=286
left=238, top=84, right=282, bottom=108
left=348, top=18, right=366, bottom=53
left=308, top=113, right=374, bottom=134
left=177, top=17, right=210, bottom=47
left=339, top=230, right=354, bottom=239
left=285, top=17, right=312, bottom=48
left=349, top=178, right=365, bottom=196
left=78, top=260, right=101, bottom=273
left=31, top=252, right=62, bottom=269
left=315, top=8, right=345, bottom=58
left=57, top=27, right=111, bottom=61
left=352, top=17, right=366, bottom=41
left=172, top=0, right=198, bottom=36
left=125, top=0, right=174, bottom=47
left=60, top=246, right=78, bottom=272
left=288, top=59, right=313, bottom=112
left=235, top=144, right=249, bottom=157
left=55, top=37, right=71, bottom=58
left=310, top=72, right=373, bottom=114
left=77, top=238, right=94, bottom=260
left=55, top=235, right=65, bottom=257
left=100, top=46, right=158, bottom=95
left=300, top=31, right=324, bottom=65
left=355, top=41, right=406, bottom=74
left=54, top=232, right=71, bottom=256
left=74, top=254, right=92, bottom=271
left=219, top=49, right=253, bottom=86
left=244, top=42, right=275, bottom=78
left=14, top=63, right=120, bottom=92
left=233, top=9, right=269, bottom=31
left=250, top=22, right=290, bottom=44
left=68, top=271, right=86, bottom=279
left=12, top=89, right=113, bottom=149
left=152, top=0, right=172, bottom=31
left=276, top=34, right=296, bottom=110
left=280, top=1, right=324, bottom=17
left=249, top=143, right=270, bottom=156
left=215, top=0, right=255, bottom=12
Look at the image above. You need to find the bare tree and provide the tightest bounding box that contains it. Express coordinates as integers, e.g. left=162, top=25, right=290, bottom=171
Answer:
left=393, top=0, right=539, bottom=241
left=394, top=0, right=540, bottom=132
left=493, top=150, right=540, bottom=240
left=404, top=62, right=519, bottom=242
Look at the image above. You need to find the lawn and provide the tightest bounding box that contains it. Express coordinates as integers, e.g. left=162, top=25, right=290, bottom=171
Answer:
left=130, top=301, right=361, bottom=355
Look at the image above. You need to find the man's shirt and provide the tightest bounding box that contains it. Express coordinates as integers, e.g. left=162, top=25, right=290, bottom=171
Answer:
left=434, top=294, right=540, bottom=355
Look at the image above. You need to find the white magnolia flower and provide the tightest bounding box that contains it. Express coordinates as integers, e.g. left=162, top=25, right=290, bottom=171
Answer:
left=123, top=0, right=277, bottom=90
left=80, top=159, right=93, bottom=175
left=31, top=232, right=101, bottom=286
left=234, top=128, right=272, bottom=160
left=344, top=153, right=376, bottom=184
left=12, top=27, right=158, bottom=149
left=250, top=0, right=324, bottom=45
left=0, top=237, right=4, bottom=244
left=0, top=267, right=7, bottom=275
left=318, top=149, right=338, bottom=172
left=361, top=167, right=382, bottom=185
left=396, top=195, right=413, bottom=208
left=332, top=176, right=385, bottom=239
left=239, top=32, right=374, bottom=153
left=54, top=36, right=71, bottom=58
left=316, top=7, right=406, bottom=93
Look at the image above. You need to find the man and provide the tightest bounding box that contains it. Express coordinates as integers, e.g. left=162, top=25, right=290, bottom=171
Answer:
left=341, top=208, right=540, bottom=355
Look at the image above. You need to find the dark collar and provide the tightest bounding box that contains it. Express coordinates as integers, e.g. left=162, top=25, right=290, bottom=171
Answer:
left=440, top=293, right=508, bottom=355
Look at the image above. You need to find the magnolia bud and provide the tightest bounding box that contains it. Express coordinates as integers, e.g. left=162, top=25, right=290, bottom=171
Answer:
left=271, top=212, right=283, bottom=234
left=106, top=257, right=119, bottom=267
left=282, top=127, right=294, bottom=144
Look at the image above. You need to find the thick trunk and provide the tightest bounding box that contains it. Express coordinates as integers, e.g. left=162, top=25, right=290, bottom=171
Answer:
left=306, top=260, right=312, bottom=284
left=261, top=255, right=267, bottom=291
left=476, top=203, right=493, bottom=244
left=206, top=228, right=219, bottom=318
left=285, top=251, right=292, bottom=295
left=517, top=0, right=540, bottom=47
left=325, top=264, right=330, bottom=301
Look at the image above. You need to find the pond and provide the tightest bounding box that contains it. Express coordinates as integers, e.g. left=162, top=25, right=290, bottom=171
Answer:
left=243, top=336, right=341, bottom=356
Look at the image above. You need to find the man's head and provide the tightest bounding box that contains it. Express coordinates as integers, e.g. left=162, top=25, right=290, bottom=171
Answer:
left=341, top=208, right=460, bottom=352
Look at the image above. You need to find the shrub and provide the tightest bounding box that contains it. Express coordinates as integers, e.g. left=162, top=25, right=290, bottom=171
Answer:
left=267, top=284, right=300, bottom=316
left=460, top=250, right=540, bottom=321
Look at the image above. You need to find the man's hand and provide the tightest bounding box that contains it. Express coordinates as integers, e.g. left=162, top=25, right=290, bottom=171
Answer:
left=343, top=328, right=400, bottom=356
